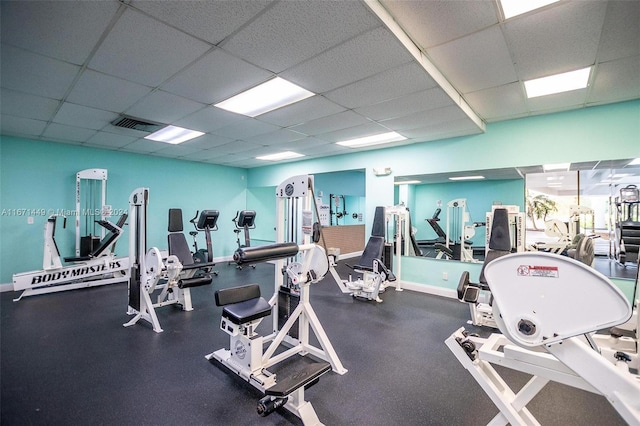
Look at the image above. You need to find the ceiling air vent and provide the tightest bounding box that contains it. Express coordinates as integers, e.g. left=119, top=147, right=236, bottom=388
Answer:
left=111, top=115, right=164, bottom=133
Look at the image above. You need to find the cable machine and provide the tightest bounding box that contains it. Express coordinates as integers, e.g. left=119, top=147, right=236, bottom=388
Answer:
left=75, top=169, right=109, bottom=257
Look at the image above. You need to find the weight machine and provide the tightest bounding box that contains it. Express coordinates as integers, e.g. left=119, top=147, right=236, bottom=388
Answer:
left=207, top=175, right=346, bottom=425
left=612, top=184, right=640, bottom=266
left=124, top=189, right=214, bottom=333
left=531, top=205, right=596, bottom=265
left=438, top=198, right=484, bottom=263
left=189, top=209, right=219, bottom=275
left=13, top=213, right=129, bottom=301
left=447, top=252, right=640, bottom=425
left=75, top=168, right=109, bottom=257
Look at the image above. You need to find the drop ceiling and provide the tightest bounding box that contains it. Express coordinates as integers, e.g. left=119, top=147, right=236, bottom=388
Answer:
left=1, top=0, right=638, bottom=168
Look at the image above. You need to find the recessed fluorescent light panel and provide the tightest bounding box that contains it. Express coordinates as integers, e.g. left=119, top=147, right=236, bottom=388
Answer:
left=144, top=125, right=204, bottom=144
left=256, top=151, right=304, bottom=161
left=214, top=77, right=314, bottom=117
left=448, top=176, right=485, bottom=181
left=499, top=0, right=559, bottom=19
left=525, top=67, right=591, bottom=98
left=543, top=163, right=571, bottom=171
left=336, top=132, right=406, bottom=148
left=629, top=158, right=640, bottom=166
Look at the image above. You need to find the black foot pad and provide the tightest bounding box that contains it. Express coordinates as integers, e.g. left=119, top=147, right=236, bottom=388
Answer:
left=265, top=361, right=331, bottom=397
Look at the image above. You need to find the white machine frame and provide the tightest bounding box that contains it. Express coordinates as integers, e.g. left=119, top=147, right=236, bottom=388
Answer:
left=207, top=175, right=347, bottom=426
left=440, top=198, right=481, bottom=263
left=123, top=188, right=210, bottom=333
left=13, top=213, right=129, bottom=301
left=447, top=252, right=640, bottom=425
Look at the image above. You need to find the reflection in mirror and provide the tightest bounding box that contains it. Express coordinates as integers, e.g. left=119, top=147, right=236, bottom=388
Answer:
left=395, top=168, right=525, bottom=263
left=524, top=159, right=640, bottom=280
left=395, top=158, right=640, bottom=280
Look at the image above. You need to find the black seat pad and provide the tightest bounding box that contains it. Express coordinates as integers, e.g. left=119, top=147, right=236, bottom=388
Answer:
left=222, top=297, right=271, bottom=325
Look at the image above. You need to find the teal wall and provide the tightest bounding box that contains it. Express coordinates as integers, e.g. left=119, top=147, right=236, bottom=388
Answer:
left=1, top=100, right=639, bottom=292
left=412, top=179, right=524, bottom=246
left=0, top=136, right=248, bottom=284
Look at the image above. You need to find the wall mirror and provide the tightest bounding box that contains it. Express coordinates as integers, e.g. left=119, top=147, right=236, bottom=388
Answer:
left=395, top=158, right=640, bottom=280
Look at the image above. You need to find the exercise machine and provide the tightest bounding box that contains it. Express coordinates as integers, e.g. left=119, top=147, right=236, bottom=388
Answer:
left=613, top=184, right=640, bottom=266
left=206, top=175, right=346, bottom=425
left=530, top=205, right=596, bottom=266
left=457, top=207, right=513, bottom=328
left=592, top=264, right=639, bottom=372
left=123, top=191, right=214, bottom=333
left=74, top=168, right=109, bottom=257
left=332, top=206, right=398, bottom=302
left=447, top=252, right=640, bottom=425
left=189, top=209, right=219, bottom=275
left=438, top=198, right=484, bottom=263
left=485, top=205, right=524, bottom=254
left=13, top=213, right=129, bottom=301
left=231, top=210, right=256, bottom=269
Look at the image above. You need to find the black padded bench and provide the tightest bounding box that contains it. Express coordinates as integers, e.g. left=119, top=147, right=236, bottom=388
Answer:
left=64, top=214, right=128, bottom=262
left=265, top=360, right=331, bottom=397
left=215, top=284, right=271, bottom=325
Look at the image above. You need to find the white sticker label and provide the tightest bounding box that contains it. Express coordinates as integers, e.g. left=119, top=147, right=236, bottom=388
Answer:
left=517, top=265, right=559, bottom=278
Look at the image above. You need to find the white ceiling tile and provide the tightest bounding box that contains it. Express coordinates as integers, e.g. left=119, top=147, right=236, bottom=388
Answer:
left=505, top=1, right=607, bottom=80
left=222, top=0, right=380, bottom=72
left=381, top=0, right=498, bottom=48
left=325, top=62, right=437, bottom=109
left=43, top=123, right=97, bottom=142
left=214, top=141, right=264, bottom=155
left=211, top=119, right=280, bottom=140
left=289, top=111, right=370, bottom=136
left=153, top=144, right=205, bottom=158
left=589, top=55, right=640, bottom=105
left=126, top=91, right=205, bottom=124
left=464, top=83, right=528, bottom=122
left=354, top=87, right=454, bottom=121
left=84, top=131, right=138, bottom=149
left=102, top=124, right=153, bottom=139
left=89, top=8, right=211, bottom=86
left=315, top=122, right=395, bottom=143
left=427, top=26, right=517, bottom=93
left=161, top=48, right=272, bottom=104
left=281, top=27, right=413, bottom=93
left=597, top=1, right=640, bottom=63
left=175, top=106, right=247, bottom=133
left=179, top=134, right=235, bottom=150
left=257, top=96, right=346, bottom=127
left=0, top=1, right=120, bottom=65
left=380, top=106, right=467, bottom=131
left=120, top=139, right=164, bottom=154
left=1, top=45, right=80, bottom=99
left=1, top=89, right=60, bottom=121
left=400, top=117, right=481, bottom=141
left=296, top=140, right=350, bottom=157
left=0, top=115, right=47, bottom=137
left=67, top=70, right=152, bottom=112
left=131, top=0, right=273, bottom=45
left=245, top=129, right=306, bottom=146
left=53, top=102, right=119, bottom=130
left=179, top=149, right=228, bottom=162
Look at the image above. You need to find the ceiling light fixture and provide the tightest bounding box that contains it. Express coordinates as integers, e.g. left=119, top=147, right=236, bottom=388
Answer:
left=336, top=131, right=406, bottom=148
left=499, top=0, right=559, bottom=19
left=448, top=176, right=485, bottom=181
left=144, top=125, right=204, bottom=144
left=543, top=163, right=571, bottom=171
left=256, top=151, right=305, bottom=161
left=214, top=77, right=314, bottom=117
left=629, top=158, right=640, bottom=166
left=524, top=67, right=592, bottom=98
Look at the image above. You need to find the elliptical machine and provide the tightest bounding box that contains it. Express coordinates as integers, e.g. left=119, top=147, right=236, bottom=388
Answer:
left=189, top=210, right=219, bottom=276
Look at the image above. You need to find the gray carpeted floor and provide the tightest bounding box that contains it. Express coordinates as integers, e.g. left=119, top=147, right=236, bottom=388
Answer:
left=1, top=260, right=626, bottom=425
